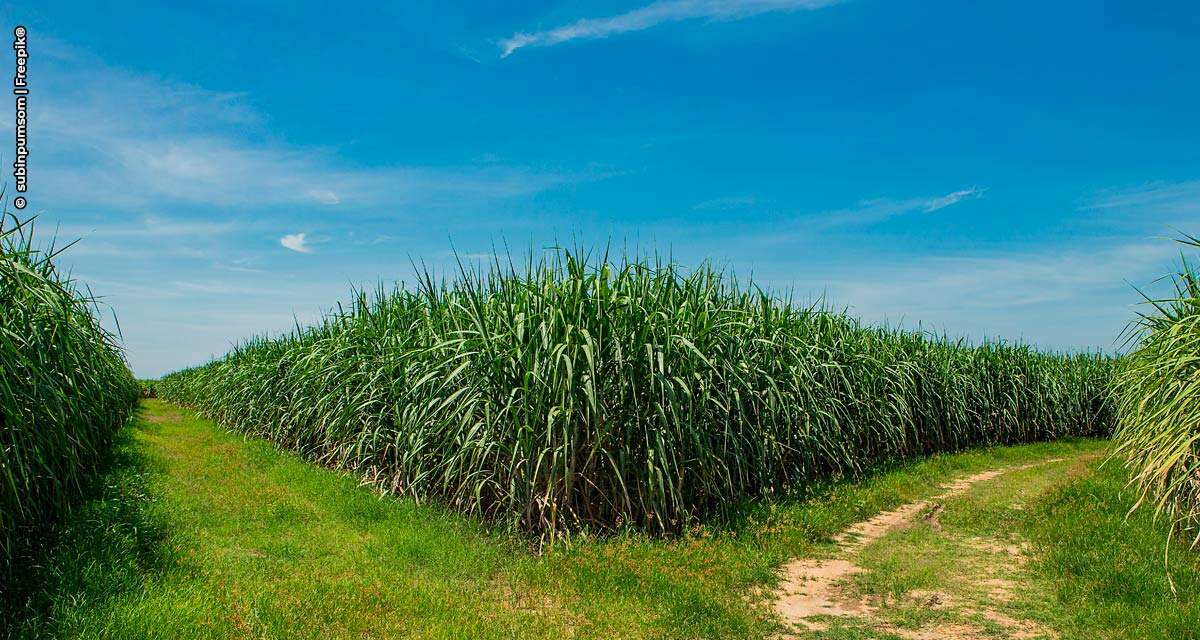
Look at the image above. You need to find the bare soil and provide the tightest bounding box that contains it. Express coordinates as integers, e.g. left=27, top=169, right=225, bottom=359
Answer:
left=772, top=459, right=1064, bottom=638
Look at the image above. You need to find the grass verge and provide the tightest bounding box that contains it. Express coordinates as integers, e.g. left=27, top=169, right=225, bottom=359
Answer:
left=1021, top=459, right=1200, bottom=639
left=0, top=400, right=1114, bottom=639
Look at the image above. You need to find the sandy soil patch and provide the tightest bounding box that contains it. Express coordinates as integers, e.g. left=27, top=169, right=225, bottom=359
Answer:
left=772, top=459, right=1064, bottom=637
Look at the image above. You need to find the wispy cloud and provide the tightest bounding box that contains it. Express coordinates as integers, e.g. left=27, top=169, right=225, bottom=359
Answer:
left=56, top=215, right=242, bottom=240
left=1084, top=180, right=1200, bottom=216
left=808, top=238, right=1175, bottom=351
left=20, top=38, right=607, bottom=378
left=500, top=0, right=842, bottom=57
left=306, top=189, right=341, bottom=205
left=692, top=195, right=759, bottom=210
left=923, top=186, right=984, bottom=212
left=828, top=240, right=1169, bottom=313
left=19, top=40, right=575, bottom=213
left=280, top=233, right=313, bottom=253
left=65, top=243, right=209, bottom=259
left=820, top=186, right=985, bottom=228
left=169, top=280, right=274, bottom=296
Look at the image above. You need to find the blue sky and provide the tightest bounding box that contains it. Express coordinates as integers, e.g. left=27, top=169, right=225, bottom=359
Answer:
left=3, top=0, right=1199, bottom=377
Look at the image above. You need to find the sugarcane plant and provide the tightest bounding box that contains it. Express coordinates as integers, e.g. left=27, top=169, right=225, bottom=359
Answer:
left=160, top=248, right=1114, bottom=540
left=0, top=214, right=139, bottom=571
left=1114, top=233, right=1200, bottom=548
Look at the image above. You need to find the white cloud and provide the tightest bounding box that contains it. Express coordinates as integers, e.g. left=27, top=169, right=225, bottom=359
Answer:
left=169, top=280, right=273, bottom=296
left=818, top=186, right=985, bottom=227
left=1084, top=180, right=1200, bottom=217
left=16, top=39, right=601, bottom=379
left=45, top=215, right=245, bottom=261
left=65, top=243, right=209, bottom=259
left=804, top=239, right=1177, bottom=352
left=718, top=181, right=1193, bottom=351
left=18, top=42, right=573, bottom=212
left=280, top=233, right=313, bottom=253
left=829, top=241, right=1168, bottom=312
left=922, top=186, right=984, bottom=212
left=692, top=195, right=758, bottom=210
left=500, top=0, right=842, bottom=57
left=56, top=215, right=242, bottom=239
left=306, top=189, right=341, bottom=205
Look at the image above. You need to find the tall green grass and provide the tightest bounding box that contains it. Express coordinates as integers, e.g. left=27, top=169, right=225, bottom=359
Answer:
left=160, top=250, right=1113, bottom=539
left=1113, top=233, right=1200, bottom=547
left=0, top=215, right=139, bottom=569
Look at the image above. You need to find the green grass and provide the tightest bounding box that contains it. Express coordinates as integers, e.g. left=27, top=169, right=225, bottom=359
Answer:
left=1022, top=459, right=1200, bottom=639
left=0, top=215, right=138, bottom=573
left=159, top=249, right=1114, bottom=539
left=1, top=399, right=1152, bottom=639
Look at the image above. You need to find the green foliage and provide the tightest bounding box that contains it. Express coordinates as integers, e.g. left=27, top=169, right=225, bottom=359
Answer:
left=1113, top=233, right=1200, bottom=546
left=159, top=250, right=1113, bottom=539
left=0, top=215, right=139, bottom=569
left=1, top=423, right=176, bottom=640
left=1023, top=458, right=1200, bottom=638
left=137, top=379, right=158, bottom=398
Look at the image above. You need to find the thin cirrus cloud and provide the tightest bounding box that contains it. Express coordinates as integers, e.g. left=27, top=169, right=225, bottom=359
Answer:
left=1083, top=180, right=1200, bottom=217
left=55, top=215, right=243, bottom=240
left=812, top=238, right=1173, bottom=351
left=923, top=186, right=985, bottom=212
left=499, top=0, right=843, bottom=57
left=21, top=38, right=574, bottom=214
left=280, top=233, right=313, bottom=254
left=820, top=186, right=985, bottom=228
left=306, top=189, right=341, bottom=205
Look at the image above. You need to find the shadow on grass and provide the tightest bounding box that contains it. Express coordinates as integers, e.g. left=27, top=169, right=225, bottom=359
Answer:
left=1, top=409, right=177, bottom=639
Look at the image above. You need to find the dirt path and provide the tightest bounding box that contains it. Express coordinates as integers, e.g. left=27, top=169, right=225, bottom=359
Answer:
left=772, top=457, right=1070, bottom=639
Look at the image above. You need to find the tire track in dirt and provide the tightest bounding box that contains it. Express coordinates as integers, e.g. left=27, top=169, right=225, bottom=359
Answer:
left=772, top=458, right=1064, bottom=635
